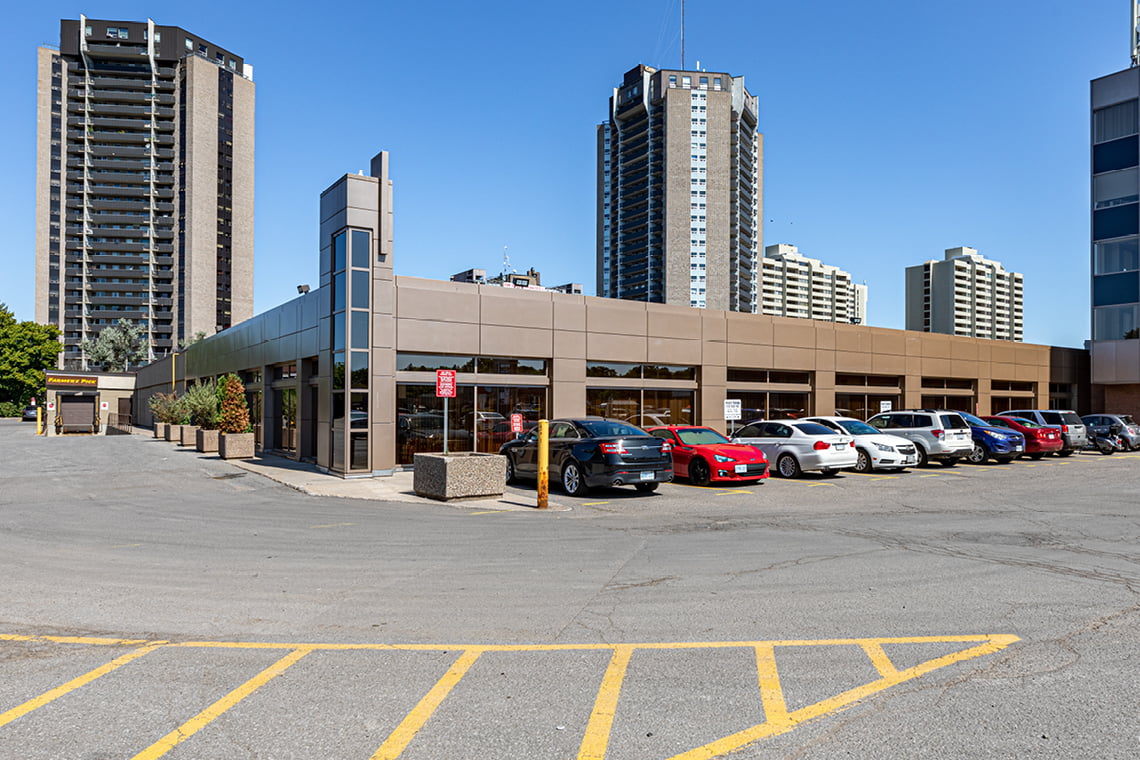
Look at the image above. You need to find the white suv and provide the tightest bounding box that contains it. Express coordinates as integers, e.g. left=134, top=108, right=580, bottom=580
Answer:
left=866, top=409, right=974, bottom=467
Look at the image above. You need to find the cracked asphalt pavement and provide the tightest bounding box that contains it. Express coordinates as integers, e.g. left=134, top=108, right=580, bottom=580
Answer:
left=0, top=420, right=1137, bottom=758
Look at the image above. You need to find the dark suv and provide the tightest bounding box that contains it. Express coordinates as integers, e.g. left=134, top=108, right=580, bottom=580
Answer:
left=499, top=418, right=674, bottom=496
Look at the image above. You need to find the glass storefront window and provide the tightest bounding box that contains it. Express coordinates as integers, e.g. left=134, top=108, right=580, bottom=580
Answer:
left=396, top=384, right=476, bottom=465
left=921, top=395, right=973, bottom=412
left=331, top=393, right=345, bottom=471
left=727, top=392, right=767, bottom=423
left=643, top=364, right=696, bottom=380
left=471, top=386, right=547, bottom=453
left=768, top=392, right=809, bottom=419
left=586, top=362, right=641, bottom=379
left=641, top=390, right=693, bottom=426
left=586, top=388, right=640, bottom=422
left=350, top=433, right=369, bottom=470
left=396, top=354, right=476, bottom=372
left=351, top=229, right=370, bottom=269
left=476, top=357, right=547, bottom=375
left=835, top=393, right=899, bottom=420
left=350, top=393, right=368, bottom=430
left=279, top=388, right=297, bottom=453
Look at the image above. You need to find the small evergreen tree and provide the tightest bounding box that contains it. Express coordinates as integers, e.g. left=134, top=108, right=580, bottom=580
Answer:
left=216, top=374, right=251, bottom=434
left=81, top=318, right=148, bottom=372
left=181, top=379, right=219, bottom=429
left=147, top=392, right=186, bottom=424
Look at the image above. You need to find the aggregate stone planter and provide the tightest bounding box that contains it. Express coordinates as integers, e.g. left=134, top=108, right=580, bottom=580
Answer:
left=165, top=424, right=182, bottom=442
left=153, top=422, right=166, bottom=439
left=219, top=432, right=255, bottom=460
left=413, top=452, right=506, bottom=501
left=179, top=425, right=200, bottom=447
left=196, top=428, right=220, bottom=453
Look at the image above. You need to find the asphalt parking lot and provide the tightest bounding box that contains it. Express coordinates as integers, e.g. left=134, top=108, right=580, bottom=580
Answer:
left=0, top=420, right=1137, bottom=759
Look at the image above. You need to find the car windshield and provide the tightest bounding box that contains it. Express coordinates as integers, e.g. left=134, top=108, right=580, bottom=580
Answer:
left=677, top=428, right=731, bottom=445
left=792, top=422, right=836, bottom=437
left=578, top=419, right=646, bottom=437
left=836, top=419, right=879, bottom=435
left=959, top=412, right=987, bottom=427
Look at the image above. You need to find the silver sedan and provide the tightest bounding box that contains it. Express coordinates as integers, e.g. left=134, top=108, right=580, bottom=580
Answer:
left=731, top=419, right=857, bottom=478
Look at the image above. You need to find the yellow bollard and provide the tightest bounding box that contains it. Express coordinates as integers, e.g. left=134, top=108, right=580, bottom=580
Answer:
left=36, top=407, right=43, bottom=436
left=537, top=419, right=549, bottom=509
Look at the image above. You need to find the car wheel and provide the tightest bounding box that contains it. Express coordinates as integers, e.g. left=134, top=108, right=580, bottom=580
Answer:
left=504, top=455, right=517, bottom=484
left=688, top=458, right=711, bottom=486
left=1028, top=453, right=1044, bottom=460
left=916, top=446, right=929, bottom=467
left=939, top=457, right=959, bottom=468
left=966, top=444, right=988, bottom=464
left=776, top=454, right=801, bottom=478
left=634, top=482, right=659, bottom=492
left=1055, top=449, right=1073, bottom=457
left=1097, top=440, right=1115, bottom=455
left=854, top=449, right=872, bottom=473
left=561, top=460, right=588, bottom=496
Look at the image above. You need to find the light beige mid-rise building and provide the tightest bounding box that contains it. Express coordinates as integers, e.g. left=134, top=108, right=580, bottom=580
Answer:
left=35, top=16, right=255, bottom=369
left=905, top=247, right=1024, bottom=341
left=760, top=244, right=867, bottom=324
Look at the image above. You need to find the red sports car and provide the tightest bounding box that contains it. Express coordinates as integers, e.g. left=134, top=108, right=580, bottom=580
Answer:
left=646, top=425, right=768, bottom=485
left=982, top=415, right=1064, bottom=459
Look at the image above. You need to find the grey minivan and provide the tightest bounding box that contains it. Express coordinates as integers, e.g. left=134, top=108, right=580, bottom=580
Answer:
left=1003, top=409, right=1087, bottom=455
left=865, top=409, right=974, bottom=467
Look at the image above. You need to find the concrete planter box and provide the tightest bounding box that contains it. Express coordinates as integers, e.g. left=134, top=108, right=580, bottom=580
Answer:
left=179, top=425, right=200, bottom=446
left=219, top=432, right=255, bottom=460
left=154, top=422, right=166, bottom=439
left=196, top=429, right=220, bottom=453
left=413, top=452, right=506, bottom=501
left=165, top=424, right=182, bottom=442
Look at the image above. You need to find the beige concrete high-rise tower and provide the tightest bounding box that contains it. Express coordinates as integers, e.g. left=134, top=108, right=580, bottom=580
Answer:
left=36, top=16, right=254, bottom=369
left=597, top=64, right=762, bottom=312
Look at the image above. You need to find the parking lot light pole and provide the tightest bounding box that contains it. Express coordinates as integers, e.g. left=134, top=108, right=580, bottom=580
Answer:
left=537, top=419, right=549, bottom=509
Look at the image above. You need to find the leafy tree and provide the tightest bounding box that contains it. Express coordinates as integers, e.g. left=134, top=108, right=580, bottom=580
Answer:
left=0, top=303, right=62, bottom=406
left=81, top=318, right=148, bottom=372
left=179, top=331, right=208, bottom=349
left=216, top=374, right=251, bottom=434
left=147, top=392, right=187, bottom=424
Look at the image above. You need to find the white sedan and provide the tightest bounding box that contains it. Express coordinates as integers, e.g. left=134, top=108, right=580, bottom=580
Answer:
left=803, top=416, right=919, bottom=472
left=731, top=419, right=857, bottom=478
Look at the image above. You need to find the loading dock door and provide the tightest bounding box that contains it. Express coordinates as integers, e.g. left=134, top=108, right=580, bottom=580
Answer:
left=59, top=395, right=96, bottom=434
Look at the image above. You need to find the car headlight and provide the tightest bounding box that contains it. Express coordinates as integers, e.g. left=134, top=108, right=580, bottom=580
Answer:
left=713, top=454, right=735, bottom=463
left=873, top=442, right=895, bottom=453
left=983, top=430, right=1000, bottom=439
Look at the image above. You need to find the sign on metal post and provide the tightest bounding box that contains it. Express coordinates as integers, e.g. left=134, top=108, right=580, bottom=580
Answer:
left=724, top=398, right=742, bottom=435
left=436, top=370, right=457, bottom=454
left=510, top=413, right=524, bottom=434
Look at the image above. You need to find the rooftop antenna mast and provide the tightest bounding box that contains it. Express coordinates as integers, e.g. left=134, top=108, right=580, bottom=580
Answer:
left=681, top=0, right=686, bottom=70
left=1133, top=0, right=1140, bottom=66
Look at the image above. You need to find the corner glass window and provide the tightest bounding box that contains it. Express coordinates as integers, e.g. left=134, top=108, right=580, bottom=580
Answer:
left=332, top=271, right=346, bottom=311
left=332, top=352, right=345, bottom=391
left=333, top=232, right=347, bottom=272
left=350, top=311, right=369, bottom=349
left=351, top=230, right=370, bottom=269
left=333, top=312, right=345, bottom=351
left=351, top=351, right=369, bottom=389
left=351, top=270, right=369, bottom=310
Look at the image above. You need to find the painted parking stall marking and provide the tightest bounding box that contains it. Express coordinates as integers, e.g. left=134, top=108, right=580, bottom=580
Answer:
left=1, top=633, right=1018, bottom=759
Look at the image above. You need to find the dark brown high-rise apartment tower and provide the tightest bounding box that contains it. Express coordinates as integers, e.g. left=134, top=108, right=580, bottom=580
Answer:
left=36, top=16, right=255, bottom=369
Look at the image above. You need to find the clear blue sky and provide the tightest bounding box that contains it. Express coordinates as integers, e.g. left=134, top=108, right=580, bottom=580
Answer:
left=0, top=1, right=1128, bottom=347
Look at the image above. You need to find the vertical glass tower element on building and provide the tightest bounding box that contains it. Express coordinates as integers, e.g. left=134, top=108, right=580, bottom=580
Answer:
left=597, top=65, right=762, bottom=312
left=35, top=16, right=255, bottom=370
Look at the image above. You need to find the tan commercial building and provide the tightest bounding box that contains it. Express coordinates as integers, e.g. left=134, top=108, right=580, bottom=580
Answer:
left=133, top=153, right=1089, bottom=477
left=36, top=16, right=255, bottom=370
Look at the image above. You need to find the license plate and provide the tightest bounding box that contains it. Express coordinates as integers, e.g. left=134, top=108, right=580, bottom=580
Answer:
left=832, top=443, right=845, bottom=449
left=903, top=457, right=917, bottom=465
left=734, top=464, right=747, bottom=474
left=1014, top=445, right=1023, bottom=451
left=640, top=471, right=654, bottom=481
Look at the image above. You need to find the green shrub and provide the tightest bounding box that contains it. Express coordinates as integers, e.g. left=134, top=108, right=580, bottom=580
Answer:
left=0, top=401, right=22, bottom=418
left=181, top=379, right=219, bottom=429
left=147, top=392, right=186, bottom=424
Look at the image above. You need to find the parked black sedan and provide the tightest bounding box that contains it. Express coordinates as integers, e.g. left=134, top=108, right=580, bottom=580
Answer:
left=499, top=417, right=673, bottom=496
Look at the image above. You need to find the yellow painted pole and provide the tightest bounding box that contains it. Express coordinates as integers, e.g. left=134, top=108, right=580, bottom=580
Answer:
left=537, top=419, right=549, bottom=510
left=36, top=407, right=43, bottom=436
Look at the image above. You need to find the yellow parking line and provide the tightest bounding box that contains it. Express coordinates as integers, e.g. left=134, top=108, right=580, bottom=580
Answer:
left=468, top=510, right=509, bottom=515
left=582, top=501, right=609, bottom=506
left=308, top=522, right=355, bottom=529
left=132, top=648, right=311, bottom=760
left=0, top=634, right=155, bottom=646
left=714, top=489, right=752, bottom=496
left=859, top=641, right=899, bottom=678
left=371, top=649, right=482, bottom=760
left=578, top=645, right=634, bottom=760
left=0, top=644, right=164, bottom=729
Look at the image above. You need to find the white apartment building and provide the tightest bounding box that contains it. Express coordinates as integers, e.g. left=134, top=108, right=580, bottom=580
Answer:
left=905, top=247, right=1024, bottom=341
left=759, top=244, right=867, bottom=324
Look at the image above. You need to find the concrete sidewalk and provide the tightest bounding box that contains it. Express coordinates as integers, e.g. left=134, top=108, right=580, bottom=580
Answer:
left=135, top=427, right=567, bottom=511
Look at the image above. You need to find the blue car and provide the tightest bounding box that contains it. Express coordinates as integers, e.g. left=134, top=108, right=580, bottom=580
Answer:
left=959, top=411, right=1025, bottom=464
